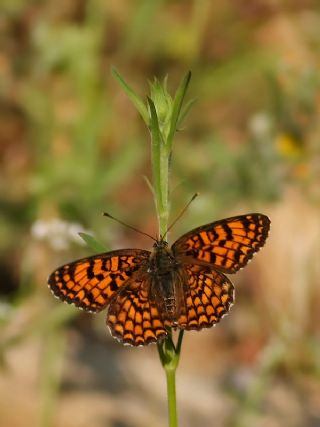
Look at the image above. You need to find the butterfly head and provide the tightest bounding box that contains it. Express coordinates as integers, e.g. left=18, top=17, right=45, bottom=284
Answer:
left=153, top=238, right=168, bottom=249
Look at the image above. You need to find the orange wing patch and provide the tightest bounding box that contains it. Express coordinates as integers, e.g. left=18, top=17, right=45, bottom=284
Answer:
left=173, top=213, right=270, bottom=273
left=178, top=264, right=234, bottom=330
left=48, top=250, right=150, bottom=312
left=107, top=279, right=168, bottom=346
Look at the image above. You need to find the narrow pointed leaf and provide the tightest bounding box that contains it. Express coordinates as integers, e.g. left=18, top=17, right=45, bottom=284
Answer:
left=167, top=71, right=192, bottom=148
left=78, top=232, right=109, bottom=253
left=147, top=97, right=163, bottom=149
left=111, top=67, right=149, bottom=125
left=176, top=330, right=184, bottom=355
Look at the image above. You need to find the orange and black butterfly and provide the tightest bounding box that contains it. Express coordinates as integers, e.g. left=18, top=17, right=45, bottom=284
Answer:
left=48, top=213, right=270, bottom=346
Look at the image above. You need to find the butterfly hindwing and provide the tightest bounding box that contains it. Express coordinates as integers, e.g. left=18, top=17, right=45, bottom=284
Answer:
left=178, top=264, right=234, bottom=329
left=172, top=213, right=270, bottom=273
left=107, top=276, right=168, bottom=346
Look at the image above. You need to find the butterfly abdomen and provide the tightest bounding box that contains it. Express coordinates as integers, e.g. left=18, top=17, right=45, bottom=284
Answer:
left=152, top=273, right=179, bottom=323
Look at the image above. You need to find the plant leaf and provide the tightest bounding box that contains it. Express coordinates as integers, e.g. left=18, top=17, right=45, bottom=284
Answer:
left=78, top=232, right=109, bottom=253
left=167, top=71, right=192, bottom=148
left=111, top=67, right=149, bottom=126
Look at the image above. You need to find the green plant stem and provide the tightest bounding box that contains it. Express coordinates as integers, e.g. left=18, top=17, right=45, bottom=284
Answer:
left=149, top=96, right=178, bottom=426
left=166, top=367, right=178, bottom=427
left=113, top=69, right=193, bottom=427
left=157, top=333, right=182, bottom=427
left=148, top=73, right=191, bottom=427
left=148, top=97, right=170, bottom=237
left=157, top=144, right=170, bottom=237
left=151, top=120, right=181, bottom=427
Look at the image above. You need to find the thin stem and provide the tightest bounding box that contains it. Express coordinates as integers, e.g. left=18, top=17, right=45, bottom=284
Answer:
left=149, top=95, right=177, bottom=426
left=158, top=143, right=170, bottom=237
left=148, top=97, right=169, bottom=237
left=148, top=74, right=192, bottom=427
left=166, top=367, right=178, bottom=427
left=113, top=70, right=193, bottom=427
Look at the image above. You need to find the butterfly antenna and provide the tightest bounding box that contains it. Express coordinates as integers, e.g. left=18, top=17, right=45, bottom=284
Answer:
left=103, top=212, right=157, bottom=242
left=164, top=193, right=199, bottom=237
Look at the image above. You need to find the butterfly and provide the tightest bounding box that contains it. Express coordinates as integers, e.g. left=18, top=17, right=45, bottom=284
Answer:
left=48, top=213, right=270, bottom=346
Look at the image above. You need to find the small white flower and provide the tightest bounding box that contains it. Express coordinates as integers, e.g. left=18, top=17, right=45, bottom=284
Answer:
left=31, top=218, right=90, bottom=250
left=249, top=112, right=273, bottom=139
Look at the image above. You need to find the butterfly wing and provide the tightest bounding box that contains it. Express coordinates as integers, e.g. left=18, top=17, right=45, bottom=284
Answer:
left=172, top=213, right=270, bottom=273
left=107, top=275, right=168, bottom=346
left=48, top=249, right=150, bottom=312
left=178, top=264, right=234, bottom=330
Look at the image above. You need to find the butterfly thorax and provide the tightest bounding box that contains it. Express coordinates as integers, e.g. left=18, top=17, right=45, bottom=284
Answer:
left=149, top=240, right=177, bottom=273
left=147, top=240, right=183, bottom=323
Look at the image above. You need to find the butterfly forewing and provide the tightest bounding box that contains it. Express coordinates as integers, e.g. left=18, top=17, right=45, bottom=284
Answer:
left=172, top=213, right=270, bottom=273
left=48, top=249, right=150, bottom=312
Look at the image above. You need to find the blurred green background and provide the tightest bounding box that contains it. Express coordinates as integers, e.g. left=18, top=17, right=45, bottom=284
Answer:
left=1, top=1, right=320, bottom=426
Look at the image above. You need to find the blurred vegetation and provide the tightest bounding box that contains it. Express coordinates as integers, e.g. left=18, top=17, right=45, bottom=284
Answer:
left=1, top=1, right=320, bottom=427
